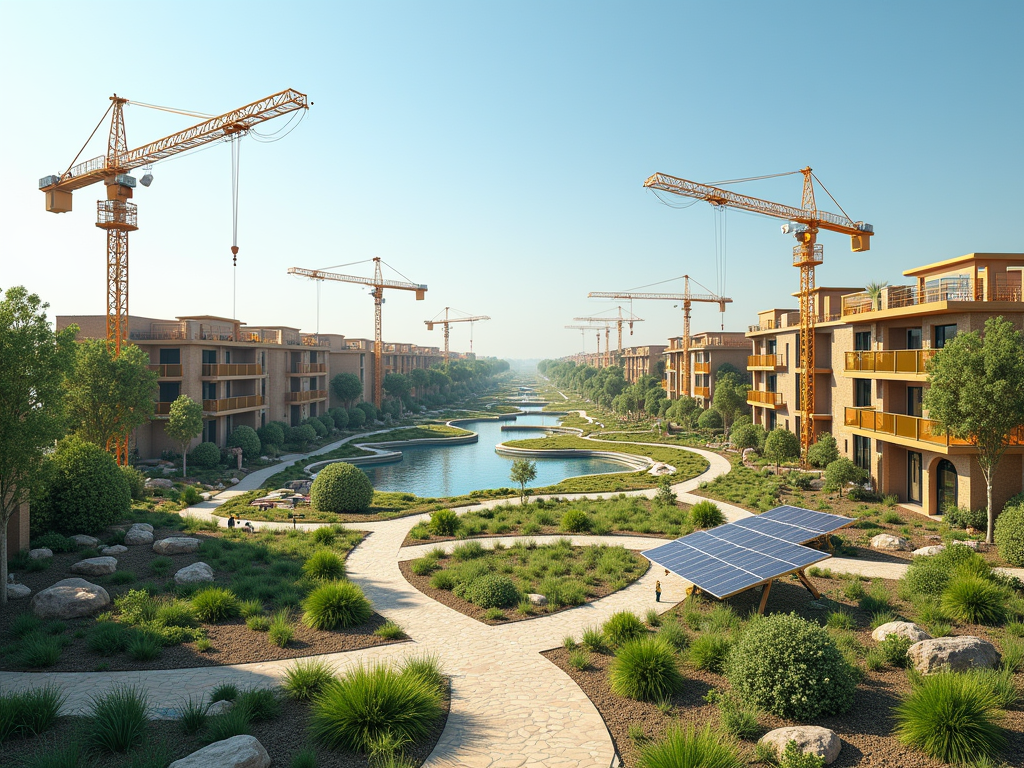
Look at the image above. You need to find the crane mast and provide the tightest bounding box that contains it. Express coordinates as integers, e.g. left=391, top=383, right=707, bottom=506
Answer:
left=564, top=325, right=603, bottom=363
left=425, top=308, right=491, bottom=363
left=643, top=168, right=873, bottom=462
left=572, top=306, right=643, bottom=367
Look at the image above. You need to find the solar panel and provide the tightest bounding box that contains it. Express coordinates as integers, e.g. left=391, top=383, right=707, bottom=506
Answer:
left=760, top=506, right=855, bottom=536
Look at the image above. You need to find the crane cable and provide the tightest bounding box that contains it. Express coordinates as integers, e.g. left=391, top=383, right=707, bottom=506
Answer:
left=60, top=102, right=113, bottom=180
left=230, top=135, right=241, bottom=319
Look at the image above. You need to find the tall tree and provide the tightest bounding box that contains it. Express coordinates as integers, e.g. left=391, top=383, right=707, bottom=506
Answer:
left=66, top=339, right=157, bottom=454
left=712, top=372, right=748, bottom=441
left=509, top=459, right=538, bottom=505
left=383, top=372, right=411, bottom=416
left=165, top=395, right=204, bottom=477
left=0, top=287, right=78, bottom=606
left=923, top=316, right=1024, bottom=543
left=330, top=372, right=363, bottom=408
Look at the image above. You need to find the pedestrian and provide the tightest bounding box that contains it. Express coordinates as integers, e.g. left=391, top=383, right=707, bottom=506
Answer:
left=655, top=580, right=662, bottom=602
left=243, top=521, right=254, bottom=534
left=227, top=515, right=236, bottom=529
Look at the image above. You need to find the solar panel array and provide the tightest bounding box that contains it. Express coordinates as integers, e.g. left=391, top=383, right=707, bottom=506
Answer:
left=643, top=506, right=854, bottom=600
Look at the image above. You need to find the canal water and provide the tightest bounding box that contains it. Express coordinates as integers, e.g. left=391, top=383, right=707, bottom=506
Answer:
left=358, top=409, right=631, bottom=498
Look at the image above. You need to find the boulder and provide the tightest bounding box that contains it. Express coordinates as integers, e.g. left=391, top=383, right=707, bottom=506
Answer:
left=145, top=478, right=174, bottom=489
left=951, top=539, right=981, bottom=551
left=7, top=583, right=31, bottom=600
left=759, top=727, right=842, bottom=765
left=870, top=534, right=911, bottom=551
left=31, top=578, right=111, bottom=619
left=130, top=522, right=155, bottom=533
left=871, top=621, right=932, bottom=643
left=70, top=534, right=101, bottom=548
left=70, top=557, right=117, bottom=576
left=527, top=593, right=548, bottom=607
left=174, top=562, right=215, bottom=585
left=124, top=528, right=154, bottom=546
left=168, top=735, right=270, bottom=768
left=908, top=636, right=1000, bottom=674
left=101, top=545, right=128, bottom=556
left=207, top=699, right=234, bottom=716
left=913, top=545, right=946, bottom=557
left=153, top=537, right=202, bottom=555
left=28, top=548, right=53, bottom=560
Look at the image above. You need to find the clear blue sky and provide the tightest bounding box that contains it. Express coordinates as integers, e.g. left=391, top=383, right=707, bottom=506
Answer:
left=2, top=1, right=1021, bottom=360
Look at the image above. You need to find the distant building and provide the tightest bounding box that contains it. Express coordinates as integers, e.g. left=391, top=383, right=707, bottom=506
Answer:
left=663, top=331, right=750, bottom=406
left=620, top=344, right=667, bottom=383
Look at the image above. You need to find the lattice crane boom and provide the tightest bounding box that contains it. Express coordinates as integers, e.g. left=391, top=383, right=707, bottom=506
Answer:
left=424, top=308, right=490, bottom=364
left=287, top=260, right=427, bottom=408
left=572, top=307, right=644, bottom=368
left=643, top=168, right=873, bottom=461
left=564, top=325, right=604, bottom=364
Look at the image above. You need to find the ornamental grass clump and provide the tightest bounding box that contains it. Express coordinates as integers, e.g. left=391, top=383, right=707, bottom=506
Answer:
left=637, top=723, right=743, bottom=768
left=940, top=575, right=1007, bottom=625
left=87, top=684, right=149, bottom=753
left=903, top=545, right=991, bottom=598
left=689, top=500, right=725, bottom=529
left=190, top=587, right=239, bottom=623
left=609, top=636, right=685, bottom=701
left=302, top=580, right=373, bottom=630
left=602, top=611, right=647, bottom=648
left=302, top=548, right=346, bottom=581
left=428, top=508, right=461, bottom=536
left=283, top=659, right=337, bottom=701
left=726, top=612, right=858, bottom=720
left=688, top=633, right=733, bottom=674
left=0, top=685, right=66, bottom=743
left=895, top=671, right=1006, bottom=764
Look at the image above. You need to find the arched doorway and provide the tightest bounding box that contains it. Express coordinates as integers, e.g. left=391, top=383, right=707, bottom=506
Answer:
left=936, top=459, right=958, bottom=513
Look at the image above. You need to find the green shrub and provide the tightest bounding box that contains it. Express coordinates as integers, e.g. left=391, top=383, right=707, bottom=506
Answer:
left=704, top=690, right=759, bottom=740
left=180, top=486, right=204, bottom=506
left=225, top=425, right=262, bottom=461
left=288, top=424, right=318, bottom=447
left=658, top=621, right=689, bottom=651
left=410, top=557, right=438, bottom=576
left=205, top=707, right=250, bottom=743
left=303, top=580, right=373, bottom=630
left=560, top=509, right=591, bottom=533
left=0, top=685, right=66, bottom=743
left=731, top=423, right=765, bottom=451
left=10, top=613, right=43, bottom=639
left=689, top=633, right=733, bottom=674
left=257, top=422, right=285, bottom=450
left=581, top=626, right=606, bottom=652
left=283, top=659, right=337, bottom=701
left=235, top=688, right=280, bottom=722
left=210, top=683, right=238, bottom=703
left=87, top=622, right=133, bottom=656
left=312, top=526, right=337, bottom=545
left=126, top=631, right=162, bottom=661
left=775, top=740, right=826, bottom=768
left=468, top=574, right=520, bottom=608
left=825, top=611, right=856, bottom=631
left=246, top=615, right=271, bottom=632
left=690, top=500, right=725, bottom=529
left=29, top=532, right=76, bottom=553
left=428, top=508, right=460, bottom=536
left=191, top=587, right=239, bottom=623
left=603, top=611, right=647, bottom=647
left=399, top=654, right=446, bottom=694
left=309, top=663, right=442, bottom=753
left=609, top=636, right=685, bottom=701
left=347, top=407, right=366, bottom=428
left=451, top=541, right=485, bottom=560
left=971, top=667, right=1020, bottom=709
left=149, top=556, right=173, bottom=577
left=238, top=599, right=263, bottom=619
left=188, top=441, right=222, bottom=470
left=33, top=436, right=131, bottom=534
left=303, top=549, right=346, bottom=580
left=155, top=600, right=198, bottom=628
left=120, top=465, right=147, bottom=501
left=940, top=575, right=1007, bottom=625
left=945, top=505, right=988, bottom=531
left=806, top=433, right=839, bottom=468
left=903, top=544, right=988, bottom=597
left=540, top=576, right=588, bottom=607
left=268, top=610, right=294, bottom=648
left=569, top=648, right=590, bottom=670
left=895, top=671, right=1005, bottom=764
left=698, top=409, right=723, bottom=430
left=637, top=723, right=743, bottom=768
left=727, top=612, right=858, bottom=720
left=88, top=684, right=149, bottom=753
left=290, top=748, right=318, bottom=768
left=995, top=503, right=1024, bottom=566
left=879, top=635, right=913, bottom=667
left=429, top=570, right=456, bottom=590
left=311, top=462, right=374, bottom=513
left=374, top=620, right=406, bottom=639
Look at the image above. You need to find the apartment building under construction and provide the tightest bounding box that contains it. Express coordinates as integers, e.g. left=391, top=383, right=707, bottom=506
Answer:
left=663, top=331, right=749, bottom=406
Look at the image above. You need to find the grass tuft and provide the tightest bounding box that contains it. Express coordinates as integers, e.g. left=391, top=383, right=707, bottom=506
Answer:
left=637, top=723, right=743, bottom=768
left=609, top=636, right=685, bottom=701
left=302, top=580, right=373, bottom=630
left=88, top=684, right=149, bottom=753
left=283, top=659, right=337, bottom=701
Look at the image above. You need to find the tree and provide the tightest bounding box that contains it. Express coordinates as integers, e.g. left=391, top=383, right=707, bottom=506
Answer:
left=165, top=395, right=203, bottom=477
left=0, top=287, right=77, bottom=607
left=807, top=432, right=840, bottom=469
left=712, top=373, right=748, bottom=440
left=732, top=422, right=766, bottom=451
left=697, top=408, right=723, bottom=430
left=408, top=368, right=429, bottom=395
left=66, top=339, right=157, bottom=454
left=823, top=457, right=868, bottom=497
left=865, top=280, right=888, bottom=311
left=924, top=316, right=1024, bottom=543
left=383, top=373, right=411, bottom=416
left=227, top=425, right=262, bottom=461
left=764, top=428, right=800, bottom=472
left=330, top=373, right=363, bottom=408
left=510, top=459, right=538, bottom=505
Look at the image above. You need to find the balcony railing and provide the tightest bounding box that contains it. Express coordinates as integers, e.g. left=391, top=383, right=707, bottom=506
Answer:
left=148, top=364, right=182, bottom=377
left=154, top=402, right=172, bottom=415
left=747, top=354, right=784, bottom=369
left=843, top=407, right=1024, bottom=448
left=291, top=363, right=327, bottom=374
left=845, top=350, right=936, bottom=376
left=842, top=277, right=1024, bottom=317
left=694, top=362, right=711, bottom=374
left=203, top=395, right=264, bottom=413
left=748, top=314, right=839, bottom=332
left=131, top=329, right=186, bottom=341
left=747, top=390, right=785, bottom=407
left=302, top=335, right=331, bottom=347
left=202, top=364, right=263, bottom=377
left=286, top=389, right=328, bottom=403
left=694, top=386, right=711, bottom=398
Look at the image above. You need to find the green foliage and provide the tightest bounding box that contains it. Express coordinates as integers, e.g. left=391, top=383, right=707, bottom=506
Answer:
left=569, top=648, right=590, bottom=670
left=879, top=635, right=913, bottom=667
left=205, top=707, right=251, bottom=742
left=823, top=457, right=868, bottom=496
left=806, top=432, right=839, bottom=468
left=309, top=662, right=442, bottom=753
left=776, top=740, right=826, bottom=768
left=347, top=406, right=366, bottom=428
left=191, top=587, right=239, bottom=623
left=704, top=689, right=759, bottom=740
left=302, top=580, right=373, bottom=630
left=995, top=503, right=1024, bottom=566
left=658, top=621, right=689, bottom=651
left=560, top=508, right=592, bottom=532
left=374, top=620, right=406, bottom=639
left=331, top=373, right=364, bottom=406
left=510, top=458, right=538, bottom=502
left=303, top=548, right=346, bottom=580
left=311, top=462, right=374, bottom=513
left=945, top=505, right=988, bottom=531
left=582, top=626, right=607, bottom=652
left=654, top=476, right=677, bottom=506
left=268, top=609, right=294, bottom=647
left=399, top=654, right=446, bottom=694
left=303, top=416, right=328, bottom=438
left=235, top=687, right=281, bottom=722
left=763, top=428, right=800, bottom=468
left=188, top=441, right=222, bottom=470
left=697, top=408, right=723, bottom=430
left=290, top=748, right=318, bottom=768
left=895, top=671, right=1006, bottom=764
left=636, top=723, right=744, bottom=768
left=0, top=685, right=66, bottom=743
left=731, top=422, right=765, bottom=451
left=227, top=425, right=262, bottom=460
left=329, top=407, right=350, bottom=430
left=177, top=697, right=209, bottom=735
left=29, top=532, right=75, bottom=553
left=690, top=500, right=725, bottom=529
left=166, top=395, right=204, bottom=475
left=428, top=508, right=461, bottom=536
left=126, top=631, right=162, bottom=661
left=903, top=544, right=990, bottom=597
left=356, top=401, right=378, bottom=422
left=467, top=574, right=520, bottom=608
left=120, top=464, right=147, bottom=500
left=289, top=423, right=318, bottom=447
left=603, top=611, right=647, bottom=647
left=609, top=636, right=685, bottom=701
left=115, top=589, right=157, bottom=624
left=689, top=633, right=733, bottom=674
left=246, top=615, right=271, bottom=631
left=940, top=575, right=1007, bottom=625
left=87, top=621, right=133, bottom=655
left=210, top=683, right=238, bottom=703
left=257, top=421, right=286, bottom=450
left=727, top=612, right=858, bottom=720
left=87, top=684, right=149, bottom=753
left=283, top=658, right=337, bottom=701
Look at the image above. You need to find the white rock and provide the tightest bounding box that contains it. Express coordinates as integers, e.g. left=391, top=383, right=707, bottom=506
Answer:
left=30, top=578, right=111, bottom=619
left=28, top=548, right=53, bottom=560
left=7, top=583, right=31, bottom=599
left=870, top=533, right=911, bottom=551
left=101, top=545, right=128, bottom=556
left=70, top=534, right=101, bottom=548
left=908, top=636, right=1001, bottom=674
left=759, top=726, right=842, bottom=765
left=229, top=477, right=240, bottom=485
left=527, top=593, right=548, bottom=606
left=124, top=528, right=154, bottom=546
left=70, top=556, right=117, bottom=576
left=871, top=621, right=932, bottom=643
left=951, top=539, right=981, bottom=550
left=913, top=545, right=946, bottom=556
left=130, top=522, right=155, bottom=533
left=174, top=562, right=215, bottom=585
left=168, top=735, right=270, bottom=768
left=153, top=537, right=202, bottom=555
left=207, top=699, right=234, bottom=715
left=146, top=478, right=174, bottom=489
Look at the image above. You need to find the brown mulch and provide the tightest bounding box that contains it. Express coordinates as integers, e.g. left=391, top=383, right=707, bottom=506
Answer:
left=0, top=684, right=451, bottom=767
left=542, top=574, right=1024, bottom=767
left=1, top=528, right=402, bottom=673
left=401, top=526, right=676, bottom=549
left=398, top=557, right=650, bottom=625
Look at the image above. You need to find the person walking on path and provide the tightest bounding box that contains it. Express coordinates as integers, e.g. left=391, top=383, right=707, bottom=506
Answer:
left=655, top=580, right=662, bottom=602
left=227, top=515, right=236, bottom=529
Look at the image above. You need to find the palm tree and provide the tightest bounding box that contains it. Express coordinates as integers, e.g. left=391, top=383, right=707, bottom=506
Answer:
left=865, top=280, right=888, bottom=311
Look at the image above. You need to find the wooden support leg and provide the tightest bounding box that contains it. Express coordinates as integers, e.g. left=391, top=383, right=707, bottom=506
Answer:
left=757, top=579, right=773, bottom=614
left=796, top=569, right=821, bottom=599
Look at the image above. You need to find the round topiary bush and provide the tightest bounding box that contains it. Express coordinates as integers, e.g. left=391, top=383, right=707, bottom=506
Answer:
left=697, top=409, right=723, bottom=430
left=318, top=413, right=335, bottom=432
left=288, top=424, right=318, bottom=447
left=329, top=407, right=349, bottom=430
left=311, top=462, right=374, bottom=513
left=303, top=581, right=373, bottom=630
left=467, top=574, right=520, bottom=609
left=347, top=407, right=366, bottom=429
left=609, top=636, right=685, bottom=701
left=188, top=441, right=222, bottom=469
left=356, top=402, right=378, bottom=423
left=690, top=500, right=725, bottom=529
left=995, top=503, right=1024, bottom=567
left=726, top=612, right=858, bottom=720
left=428, top=508, right=461, bottom=537
left=227, top=425, right=262, bottom=460
left=35, top=435, right=131, bottom=534
left=257, top=422, right=285, bottom=450
left=560, top=509, right=592, bottom=533
left=303, top=417, right=328, bottom=437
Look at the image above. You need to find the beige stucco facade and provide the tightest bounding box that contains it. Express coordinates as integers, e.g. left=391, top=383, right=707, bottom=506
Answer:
left=664, top=331, right=750, bottom=406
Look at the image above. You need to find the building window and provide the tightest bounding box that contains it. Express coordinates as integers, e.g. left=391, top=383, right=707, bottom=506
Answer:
left=908, top=451, right=922, bottom=503
left=202, top=382, right=217, bottom=400
left=907, top=387, right=923, bottom=417
left=907, top=328, right=922, bottom=350
left=159, top=348, right=180, bottom=365
left=795, top=373, right=801, bottom=410
left=202, top=350, right=217, bottom=364
left=767, top=411, right=777, bottom=430
left=936, top=459, right=958, bottom=513
left=935, top=324, right=958, bottom=349
left=853, top=435, right=871, bottom=470
left=158, top=382, right=180, bottom=402
left=204, top=419, right=217, bottom=444
left=855, top=379, right=871, bottom=408
left=767, top=374, right=777, bottom=393
left=854, top=331, right=871, bottom=351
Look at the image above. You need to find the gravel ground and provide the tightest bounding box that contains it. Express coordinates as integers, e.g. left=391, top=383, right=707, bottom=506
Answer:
left=543, top=575, right=1024, bottom=768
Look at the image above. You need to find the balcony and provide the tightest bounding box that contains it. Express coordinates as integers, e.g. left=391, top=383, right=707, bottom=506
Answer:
left=747, top=390, right=785, bottom=408
left=286, top=389, right=328, bottom=403
left=203, top=395, right=264, bottom=413
left=694, top=362, right=711, bottom=375
left=154, top=402, right=172, bottom=415
left=694, top=386, right=711, bottom=399
left=290, top=362, right=327, bottom=374
left=747, top=354, right=785, bottom=370
left=845, top=350, right=936, bottom=378
left=301, top=335, right=331, bottom=347
left=148, top=364, right=182, bottom=377
left=201, top=364, right=263, bottom=378
left=748, top=314, right=840, bottom=333
left=844, top=407, right=1024, bottom=452
left=842, top=277, right=1023, bottom=318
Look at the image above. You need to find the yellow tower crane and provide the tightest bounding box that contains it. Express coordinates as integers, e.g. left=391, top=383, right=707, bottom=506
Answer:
left=643, top=168, right=873, bottom=461
left=425, top=308, right=491, bottom=364
left=288, top=259, right=426, bottom=409
left=39, top=89, right=309, bottom=463
left=564, top=325, right=604, bottom=365
left=589, top=276, right=730, bottom=398
left=572, top=306, right=644, bottom=367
